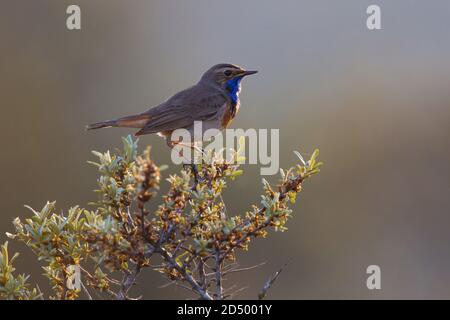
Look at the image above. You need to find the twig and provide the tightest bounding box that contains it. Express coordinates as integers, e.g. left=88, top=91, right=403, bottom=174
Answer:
left=158, top=246, right=213, bottom=300
left=126, top=206, right=134, bottom=228
left=198, top=258, right=207, bottom=290
left=175, top=282, right=198, bottom=293
left=79, top=266, right=120, bottom=286
left=158, top=279, right=195, bottom=294
left=115, top=242, right=159, bottom=300
left=80, top=281, right=93, bottom=300
left=258, top=262, right=288, bottom=300
left=79, top=266, right=117, bottom=299
left=220, top=175, right=307, bottom=262
left=190, top=164, right=199, bottom=190
left=140, top=206, right=147, bottom=238
left=116, top=263, right=141, bottom=300
left=219, top=194, right=227, bottom=219
left=223, top=262, right=266, bottom=275
left=159, top=280, right=177, bottom=289
left=223, top=286, right=248, bottom=299
left=220, top=218, right=273, bottom=262
left=215, top=250, right=223, bottom=300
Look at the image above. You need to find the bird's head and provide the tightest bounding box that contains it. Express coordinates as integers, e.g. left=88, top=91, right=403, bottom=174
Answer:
left=199, top=64, right=258, bottom=91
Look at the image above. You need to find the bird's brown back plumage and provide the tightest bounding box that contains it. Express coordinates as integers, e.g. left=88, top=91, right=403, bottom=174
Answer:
left=88, top=83, right=228, bottom=137
left=87, top=63, right=257, bottom=139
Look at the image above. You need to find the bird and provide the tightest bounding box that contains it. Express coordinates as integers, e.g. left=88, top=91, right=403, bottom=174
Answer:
left=86, top=63, right=258, bottom=145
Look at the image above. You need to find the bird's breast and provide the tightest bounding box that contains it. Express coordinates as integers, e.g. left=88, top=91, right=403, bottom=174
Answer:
left=220, top=100, right=240, bottom=129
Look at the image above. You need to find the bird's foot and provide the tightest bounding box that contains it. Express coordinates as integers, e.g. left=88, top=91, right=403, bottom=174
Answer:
left=183, top=163, right=200, bottom=191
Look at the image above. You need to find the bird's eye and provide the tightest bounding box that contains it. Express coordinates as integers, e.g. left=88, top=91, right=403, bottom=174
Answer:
left=224, top=70, right=232, bottom=77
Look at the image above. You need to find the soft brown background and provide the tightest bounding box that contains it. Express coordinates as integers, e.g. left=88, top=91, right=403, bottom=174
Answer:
left=1, top=0, right=450, bottom=299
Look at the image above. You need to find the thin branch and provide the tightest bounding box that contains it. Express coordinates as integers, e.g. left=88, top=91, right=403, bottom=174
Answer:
left=219, top=194, right=227, bottom=220
left=79, top=267, right=117, bottom=298
left=140, top=206, right=147, bottom=238
left=223, top=262, right=266, bottom=275
left=220, top=218, right=273, bottom=262
left=116, top=263, right=141, bottom=300
left=258, top=262, right=288, bottom=300
left=214, top=250, right=223, bottom=300
left=223, top=286, right=248, bottom=299
left=175, top=282, right=198, bottom=293
left=198, top=258, right=207, bottom=290
left=220, top=174, right=307, bottom=262
left=126, top=205, right=134, bottom=228
left=80, top=281, right=93, bottom=300
left=158, top=280, right=176, bottom=289
left=158, top=246, right=213, bottom=300
left=79, top=266, right=120, bottom=286
left=115, top=243, right=158, bottom=300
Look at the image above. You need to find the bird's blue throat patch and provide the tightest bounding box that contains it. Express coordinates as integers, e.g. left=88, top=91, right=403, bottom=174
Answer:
left=226, top=76, right=243, bottom=106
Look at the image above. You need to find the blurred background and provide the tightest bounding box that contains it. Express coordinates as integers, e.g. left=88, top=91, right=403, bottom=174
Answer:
left=1, top=0, right=450, bottom=299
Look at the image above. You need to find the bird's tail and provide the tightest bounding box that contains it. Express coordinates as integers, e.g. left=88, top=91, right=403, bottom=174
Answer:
left=86, top=120, right=117, bottom=130
left=86, top=114, right=150, bottom=130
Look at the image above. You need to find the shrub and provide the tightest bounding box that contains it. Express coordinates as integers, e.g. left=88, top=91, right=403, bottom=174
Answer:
left=1, top=136, right=321, bottom=300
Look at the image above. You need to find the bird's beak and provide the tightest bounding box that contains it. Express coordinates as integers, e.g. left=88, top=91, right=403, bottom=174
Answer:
left=241, top=70, right=258, bottom=76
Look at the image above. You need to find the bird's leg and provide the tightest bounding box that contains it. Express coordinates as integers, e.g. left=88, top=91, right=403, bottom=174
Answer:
left=168, top=140, right=205, bottom=158
left=190, top=164, right=199, bottom=190
left=181, top=163, right=200, bottom=190
left=170, top=139, right=204, bottom=190
left=190, top=142, right=206, bottom=190
left=169, top=139, right=206, bottom=191
left=175, top=142, right=205, bottom=157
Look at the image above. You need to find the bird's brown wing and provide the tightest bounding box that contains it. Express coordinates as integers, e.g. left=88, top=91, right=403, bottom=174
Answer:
left=135, top=85, right=227, bottom=136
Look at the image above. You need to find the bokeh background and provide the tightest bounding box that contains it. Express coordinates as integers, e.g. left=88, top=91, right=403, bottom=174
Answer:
left=1, top=0, right=450, bottom=299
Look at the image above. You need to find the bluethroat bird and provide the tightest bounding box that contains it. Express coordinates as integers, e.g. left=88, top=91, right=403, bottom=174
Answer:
left=87, top=63, right=258, bottom=145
